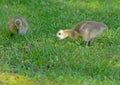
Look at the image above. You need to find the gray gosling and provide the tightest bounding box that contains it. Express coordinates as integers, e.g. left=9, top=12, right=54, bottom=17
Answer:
left=56, top=21, right=108, bottom=46
left=7, top=16, right=28, bottom=36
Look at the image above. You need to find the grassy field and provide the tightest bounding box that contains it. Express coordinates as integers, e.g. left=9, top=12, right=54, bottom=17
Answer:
left=0, top=0, right=120, bottom=85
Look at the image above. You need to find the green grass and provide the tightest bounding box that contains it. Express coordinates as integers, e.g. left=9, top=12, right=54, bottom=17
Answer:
left=0, top=0, right=120, bottom=85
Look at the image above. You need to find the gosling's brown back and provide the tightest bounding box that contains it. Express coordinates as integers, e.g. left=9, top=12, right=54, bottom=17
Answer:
left=8, top=16, right=28, bottom=29
left=73, top=21, right=107, bottom=34
left=73, top=21, right=107, bottom=41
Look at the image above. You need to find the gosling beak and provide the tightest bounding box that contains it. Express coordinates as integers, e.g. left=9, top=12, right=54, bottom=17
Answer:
left=56, top=37, right=60, bottom=40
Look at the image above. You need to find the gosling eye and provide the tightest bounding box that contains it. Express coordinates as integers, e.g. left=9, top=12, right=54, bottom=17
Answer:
left=58, top=33, right=61, bottom=35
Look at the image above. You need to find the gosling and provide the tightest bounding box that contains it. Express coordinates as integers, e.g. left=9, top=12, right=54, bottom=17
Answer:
left=7, top=16, right=28, bottom=36
left=56, top=21, right=108, bottom=46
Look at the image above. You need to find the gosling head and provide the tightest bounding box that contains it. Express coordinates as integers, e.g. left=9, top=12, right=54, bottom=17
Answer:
left=15, top=19, right=22, bottom=34
left=56, top=29, right=69, bottom=40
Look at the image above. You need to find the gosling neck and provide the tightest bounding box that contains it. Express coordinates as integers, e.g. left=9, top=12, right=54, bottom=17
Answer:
left=64, top=30, right=79, bottom=39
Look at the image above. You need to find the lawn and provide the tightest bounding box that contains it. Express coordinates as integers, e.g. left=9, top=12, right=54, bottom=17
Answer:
left=0, top=0, right=120, bottom=85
